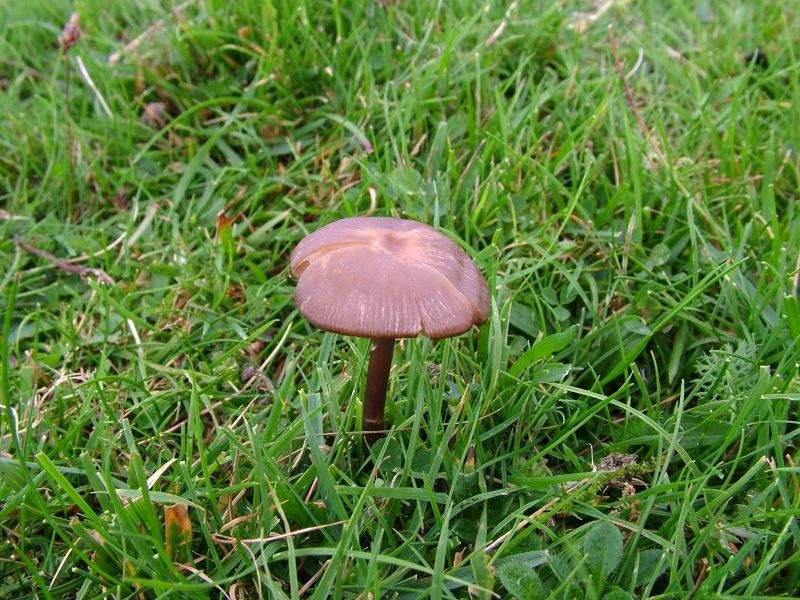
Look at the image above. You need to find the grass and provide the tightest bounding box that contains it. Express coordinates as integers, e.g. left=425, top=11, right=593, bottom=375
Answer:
left=1, top=0, right=799, bottom=597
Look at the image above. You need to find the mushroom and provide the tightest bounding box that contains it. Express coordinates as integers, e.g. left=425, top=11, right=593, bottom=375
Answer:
left=290, top=216, right=489, bottom=443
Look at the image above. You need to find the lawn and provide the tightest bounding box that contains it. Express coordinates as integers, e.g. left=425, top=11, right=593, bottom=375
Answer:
left=1, top=0, right=799, bottom=598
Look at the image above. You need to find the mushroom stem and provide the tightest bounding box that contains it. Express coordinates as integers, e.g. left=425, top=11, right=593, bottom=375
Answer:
left=363, top=337, right=394, bottom=443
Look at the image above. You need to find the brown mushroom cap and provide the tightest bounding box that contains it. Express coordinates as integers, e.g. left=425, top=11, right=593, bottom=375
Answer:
left=290, top=217, right=489, bottom=339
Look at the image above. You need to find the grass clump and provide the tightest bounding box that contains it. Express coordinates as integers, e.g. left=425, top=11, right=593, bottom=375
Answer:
left=1, top=0, right=799, bottom=598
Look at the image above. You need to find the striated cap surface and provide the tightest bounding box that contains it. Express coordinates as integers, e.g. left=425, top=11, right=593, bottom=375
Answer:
left=290, top=217, right=489, bottom=339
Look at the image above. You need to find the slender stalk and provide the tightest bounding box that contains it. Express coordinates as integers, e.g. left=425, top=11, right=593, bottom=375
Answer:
left=363, top=338, right=394, bottom=443
left=64, top=55, right=75, bottom=219
left=59, top=13, right=80, bottom=219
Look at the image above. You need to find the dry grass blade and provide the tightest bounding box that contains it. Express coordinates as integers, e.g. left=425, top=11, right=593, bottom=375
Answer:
left=0, top=210, right=28, bottom=221
left=608, top=24, right=695, bottom=201
left=608, top=24, right=666, bottom=173
left=212, top=520, right=346, bottom=545
left=485, top=1, right=517, bottom=47
left=165, top=504, right=193, bottom=562
left=108, top=0, right=197, bottom=65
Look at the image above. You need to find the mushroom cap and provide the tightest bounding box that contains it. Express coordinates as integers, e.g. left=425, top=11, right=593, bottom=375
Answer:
left=290, top=217, right=489, bottom=339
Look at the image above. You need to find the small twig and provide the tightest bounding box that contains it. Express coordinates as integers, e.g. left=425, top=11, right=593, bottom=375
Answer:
left=16, top=239, right=114, bottom=286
